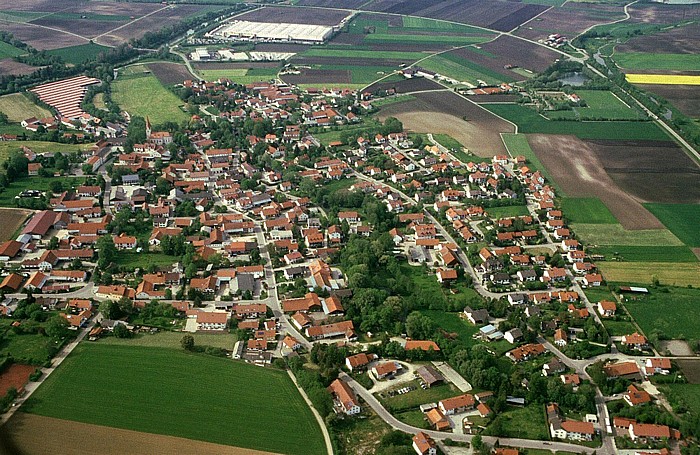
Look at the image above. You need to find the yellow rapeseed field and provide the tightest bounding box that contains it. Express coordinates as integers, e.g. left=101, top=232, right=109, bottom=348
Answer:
left=626, top=74, right=700, bottom=85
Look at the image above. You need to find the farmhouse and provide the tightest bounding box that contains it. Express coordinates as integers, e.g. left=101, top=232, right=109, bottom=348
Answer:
left=439, top=394, right=475, bottom=415
left=195, top=311, right=229, bottom=331
left=412, top=432, right=437, bottom=455
left=328, top=378, right=360, bottom=415
left=372, top=361, right=402, bottom=380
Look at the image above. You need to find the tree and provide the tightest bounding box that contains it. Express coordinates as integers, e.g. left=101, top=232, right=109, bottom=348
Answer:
left=181, top=334, right=195, bottom=351
left=97, top=235, right=117, bottom=269
left=45, top=314, right=70, bottom=339
left=113, top=323, right=131, bottom=338
left=405, top=311, right=436, bottom=340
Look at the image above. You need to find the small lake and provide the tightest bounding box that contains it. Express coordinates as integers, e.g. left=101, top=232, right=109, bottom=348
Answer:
left=558, top=72, right=587, bottom=87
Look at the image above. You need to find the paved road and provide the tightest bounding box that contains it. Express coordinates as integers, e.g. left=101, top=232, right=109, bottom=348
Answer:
left=340, top=372, right=598, bottom=454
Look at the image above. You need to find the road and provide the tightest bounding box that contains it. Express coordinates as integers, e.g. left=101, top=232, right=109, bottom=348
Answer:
left=340, top=372, right=598, bottom=454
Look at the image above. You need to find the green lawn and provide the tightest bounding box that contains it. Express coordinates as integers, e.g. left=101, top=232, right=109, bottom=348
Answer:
left=98, top=331, right=238, bottom=350
left=0, top=93, right=53, bottom=123
left=545, top=90, right=643, bottom=121
left=483, top=404, right=549, bottom=440
left=419, top=310, right=479, bottom=350
left=485, top=205, right=531, bottom=218
left=303, top=48, right=426, bottom=60
left=643, top=203, right=700, bottom=247
left=379, top=380, right=460, bottom=412
left=572, top=223, right=683, bottom=246
left=0, top=330, right=55, bottom=365
left=615, top=52, right=700, bottom=71
left=113, top=252, right=175, bottom=270
left=587, top=245, right=698, bottom=262
left=23, top=344, right=325, bottom=454
left=0, top=176, right=85, bottom=207
left=485, top=104, right=669, bottom=141
left=0, top=41, right=25, bottom=59
left=0, top=141, right=92, bottom=162
left=501, top=133, right=563, bottom=195
left=602, top=319, right=639, bottom=336
left=561, top=197, right=618, bottom=224
left=432, top=133, right=463, bottom=151
left=112, top=70, right=189, bottom=125
left=623, top=286, right=700, bottom=340
left=396, top=409, right=430, bottom=429
left=47, top=43, right=111, bottom=64
left=373, top=94, right=415, bottom=108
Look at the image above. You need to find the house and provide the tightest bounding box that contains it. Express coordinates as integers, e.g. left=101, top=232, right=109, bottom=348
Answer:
left=328, top=378, right=360, bottom=415
left=504, top=328, right=523, bottom=344
left=629, top=423, right=677, bottom=442
left=0, top=273, right=25, bottom=292
left=113, top=234, right=137, bottom=250
left=416, top=365, right=444, bottom=388
left=405, top=340, right=440, bottom=352
left=345, top=353, right=377, bottom=372
left=583, top=273, right=603, bottom=287
left=195, top=311, right=228, bottom=331
left=624, top=384, right=651, bottom=407
left=597, top=300, right=616, bottom=317
left=506, top=343, right=545, bottom=363
left=439, top=393, right=475, bottom=415
left=542, top=358, right=566, bottom=376
left=412, top=432, right=437, bottom=455
left=464, top=306, right=489, bottom=325
left=603, top=362, right=642, bottom=380
left=554, top=328, right=568, bottom=347
left=644, top=358, right=672, bottom=376
left=282, top=335, right=302, bottom=351
left=426, top=408, right=450, bottom=430
left=622, top=332, right=648, bottom=350
left=322, top=295, right=344, bottom=315
left=372, top=361, right=402, bottom=380
left=559, top=420, right=595, bottom=441
left=507, top=293, right=528, bottom=305
left=436, top=268, right=458, bottom=283
left=477, top=402, right=492, bottom=418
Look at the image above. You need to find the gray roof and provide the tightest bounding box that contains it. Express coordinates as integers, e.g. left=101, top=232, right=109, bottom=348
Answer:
left=416, top=365, right=444, bottom=385
left=236, top=274, right=255, bottom=292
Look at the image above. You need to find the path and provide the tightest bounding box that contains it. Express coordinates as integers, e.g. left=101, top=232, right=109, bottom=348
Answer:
left=287, top=370, right=334, bottom=455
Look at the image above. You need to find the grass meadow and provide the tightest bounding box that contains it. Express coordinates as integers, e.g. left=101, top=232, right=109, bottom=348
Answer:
left=598, top=262, right=700, bottom=287
left=23, top=344, right=325, bottom=454
left=616, top=53, right=700, bottom=72
left=47, top=43, right=111, bottom=64
left=622, top=286, right=700, bottom=340
left=561, top=197, right=618, bottom=224
left=644, top=203, right=700, bottom=247
left=0, top=93, right=52, bottom=123
left=112, top=68, right=189, bottom=125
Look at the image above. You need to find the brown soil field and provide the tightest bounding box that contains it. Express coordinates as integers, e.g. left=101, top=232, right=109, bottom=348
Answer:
left=237, top=6, right=350, bottom=26
left=366, top=77, right=443, bottom=94
left=0, top=59, right=39, bottom=77
left=585, top=139, right=700, bottom=204
left=488, top=4, right=550, bottom=32
left=676, top=359, right=700, bottom=383
left=617, top=24, right=700, bottom=55
left=293, top=56, right=413, bottom=68
left=193, top=61, right=281, bottom=70
left=30, top=17, right=125, bottom=39
left=254, top=43, right=310, bottom=53
left=470, top=94, right=520, bottom=103
left=480, top=35, right=560, bottom=73
left=377, top=91, right=515, bottom=156
left=0, top=208, right=33, bottom=242
left=148, top=62, right=193, bottom=85
left=628, top=2, right=700, bottom=25
left=527, top=134, right=664, bottom=229
left=515, top=3, right=625, bottom=41
left=0, top=364, right=34, bottom=396
left=1, top=414, right=278, bottom=455
left=62, top=1, right=161, bottom=16
left=283, top=69, right=352, bottom=85
left=297, top=0, right=368, bottom=8
left=0, top=0, right=73, bottom=12
left=0, top=20, right=86, bottom=50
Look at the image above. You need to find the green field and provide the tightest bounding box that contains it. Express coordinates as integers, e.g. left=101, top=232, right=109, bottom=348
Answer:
left=602, top=319, right=639, bottom=336
left=485, top=205, right=531, bottom=218
left=561, top=197, right=618, bottom=224
left=420, top=53, right=509, bottom=86
left=47, top=43, right=110, bottom=64
left=303, top=48, right=426, bottom=61
left=401, top=16, right=491, bottom=33
left=23, top=344, right=325, bottom=454
left=372, top=94, right=415, bottom=108
left=99, top=331, right=237, bottom=350
left=0, top=319, right=57, bottom=365
left=501, top=133, right=563, bottom=194
left=485, top=104, right=669, bottom=140
left=598, top=261, right=700, bottom=287
left=623, top=286, right=700, bottom=340
left=483, top=405, right=549, bottom=440
left=0, top=41, right=24, bottom=59
left=545, top=90, right=644, bottom=121
left=365, top=34, right=489, bottom=45
left=419, top=310, right=479, bottom=350
left=432, top=133, right=463, bottom=151
left=0, top=93, right=52, bottom=123
left=588, top=245, right=698, bottom=262
left=113, top=252, right=176, bottom=269
left=0, top=176, right=84, bottom=207
left=572, top=223, right=683, bottom=246
left=644, top=203, right=700, bottom=247
left=615, top=52, right=700, bottom=71
left=663, top=384, right=700, bottom=414
left=112, top=69, right=189, bottom=125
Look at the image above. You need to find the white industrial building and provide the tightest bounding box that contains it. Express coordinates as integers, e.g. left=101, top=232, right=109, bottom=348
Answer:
left=214, top=20, right=333, bottom=44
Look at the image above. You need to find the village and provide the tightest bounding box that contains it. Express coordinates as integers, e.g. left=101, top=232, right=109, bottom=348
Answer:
left=0, top=75, right=691, bottom=455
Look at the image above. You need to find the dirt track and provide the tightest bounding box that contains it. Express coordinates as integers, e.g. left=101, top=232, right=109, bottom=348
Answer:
left=1, top=414, right=279, bottom=455
left=377, top=91, right=514, bottom=156
left=527, top=134, right=664, bottom=230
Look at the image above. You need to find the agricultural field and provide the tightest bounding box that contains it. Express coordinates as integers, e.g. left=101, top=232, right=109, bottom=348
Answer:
left=501, top=133, right=563, bottom=194
left=23, top=344, right=325, bottom=454
left=485, top=104, right=668, bottom=140
left=4, top=414, right=277, bottom=455
left=237, top=6, right=349, bottom=26
left=527, top=134, right=664, bottom=230
left=419, top=310, right=480, bottom=351
left=419, top=53, right=509, bottom=86
left=366, top=77, right=442, bottom=94
left=283, top=65, right=399, bottom=89
left=514, top=2, right=626, bottom=41
left=98, top=331, right=237, bottom=350
left=617, top=53, right=700, bottom=72
left=379, top=380, right=460, bottom=413
left=0, top=58, right=39, bottom=77
left=112, top=65, right=189, bottom=125
left=560, top=197, right=617, bottom=224
left=587, top=245, right=698, bottom=263
left=0, top=93, right=52, bottom=123
left=599, top=262, right=700, bottom=287
left=573, top=223, right=683, bottom=246
left=0, top=141, right=91, bottom=159
left=636, top=84, right=700, bottom=118
left=377, top=91, right=515, bottom=156
left=0, top=208, right=32, bottom=242
left=46, top=43, right=110, bottom=64
left=432, top=133, right=463, bottom=151
left=0, top=41, right=24, bottom=59
left=148, top=62, right=193, bottom=86
left=675, top=360, right=700, bottom=384
left=622, top=286, right=700, bottom=339
left=331, top=409, right=392, bottom=455
left=626, top=74, right=700, bottom=85
left=643, top=203, right=700, bottom=247
left=543, top=90, right=644, bottom=121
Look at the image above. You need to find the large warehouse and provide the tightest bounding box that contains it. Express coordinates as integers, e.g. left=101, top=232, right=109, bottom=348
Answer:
left=214, top=20, right=333, bottom=44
